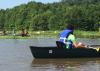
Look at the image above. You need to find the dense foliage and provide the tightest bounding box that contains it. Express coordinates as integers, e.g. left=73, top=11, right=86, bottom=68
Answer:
left=0, top=0, right=100, bottom=32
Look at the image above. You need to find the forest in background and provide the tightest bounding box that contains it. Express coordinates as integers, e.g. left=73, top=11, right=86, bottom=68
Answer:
left=0, top=0, right=100, bottom=33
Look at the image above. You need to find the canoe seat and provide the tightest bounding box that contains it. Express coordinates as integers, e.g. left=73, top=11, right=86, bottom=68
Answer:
left=56, top=41, right=66, bottom=48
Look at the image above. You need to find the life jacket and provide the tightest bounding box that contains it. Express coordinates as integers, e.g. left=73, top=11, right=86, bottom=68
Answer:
left=59, top=29, right=73, bottom=44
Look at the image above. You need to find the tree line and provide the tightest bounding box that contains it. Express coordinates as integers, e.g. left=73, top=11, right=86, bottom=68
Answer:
left=0, top=0, right=100, bottom=33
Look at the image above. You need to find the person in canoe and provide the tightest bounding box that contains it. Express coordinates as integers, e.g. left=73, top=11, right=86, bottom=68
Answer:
left=59, top=24, right=87, bottom=48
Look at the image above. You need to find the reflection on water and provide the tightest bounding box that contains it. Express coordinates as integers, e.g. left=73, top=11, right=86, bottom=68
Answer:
left=32, top=58, right=100, bottom=71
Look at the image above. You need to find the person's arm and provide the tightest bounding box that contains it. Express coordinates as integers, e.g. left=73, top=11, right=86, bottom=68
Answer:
left=73, top=42, right=87, bottom=48
left=68, top=34, right=86, bottom=48
left=69, top=35, right=78, bottom=48
left=67, top=34, right=76, bottom=47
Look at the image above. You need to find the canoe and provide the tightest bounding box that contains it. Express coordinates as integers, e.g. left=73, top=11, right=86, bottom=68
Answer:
left=30, top=41, right=100, bottom=58
left=30, top=46, right=100, bottom=58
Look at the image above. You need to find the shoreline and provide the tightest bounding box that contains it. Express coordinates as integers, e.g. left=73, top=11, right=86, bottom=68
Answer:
left=0, top=30, right=99, bottom=39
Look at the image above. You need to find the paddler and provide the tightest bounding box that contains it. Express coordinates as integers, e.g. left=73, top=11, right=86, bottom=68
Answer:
left=59, top=23, right=87, bottom=48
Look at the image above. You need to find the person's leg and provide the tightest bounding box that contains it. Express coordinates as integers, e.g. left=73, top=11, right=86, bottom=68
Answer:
left=76, top=42, right=87, bottom=48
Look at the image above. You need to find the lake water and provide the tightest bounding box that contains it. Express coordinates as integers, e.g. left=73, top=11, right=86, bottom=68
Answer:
left=0, top=38, right=100, bottom=71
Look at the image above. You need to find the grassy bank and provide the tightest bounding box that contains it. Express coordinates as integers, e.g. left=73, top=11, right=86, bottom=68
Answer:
left=74, top=30, right=100, bottom=38
left=0, top=30, right=100, bottom=39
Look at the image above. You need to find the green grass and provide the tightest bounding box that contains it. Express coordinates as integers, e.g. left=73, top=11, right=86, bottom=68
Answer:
left=30, top=30, right=100, bottom=38
left=0, top=30, right=99, bottom=39
left=74, top=30, right=100, bottom=38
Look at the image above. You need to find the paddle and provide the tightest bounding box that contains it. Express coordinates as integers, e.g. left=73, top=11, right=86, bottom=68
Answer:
left=90, top=45, right=100, bottom=47
left=87, top=45, right=100, bottom=52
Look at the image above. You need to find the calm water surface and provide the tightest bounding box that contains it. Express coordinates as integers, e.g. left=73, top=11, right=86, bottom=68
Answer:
left=0, top=38, right=100, bottom=71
